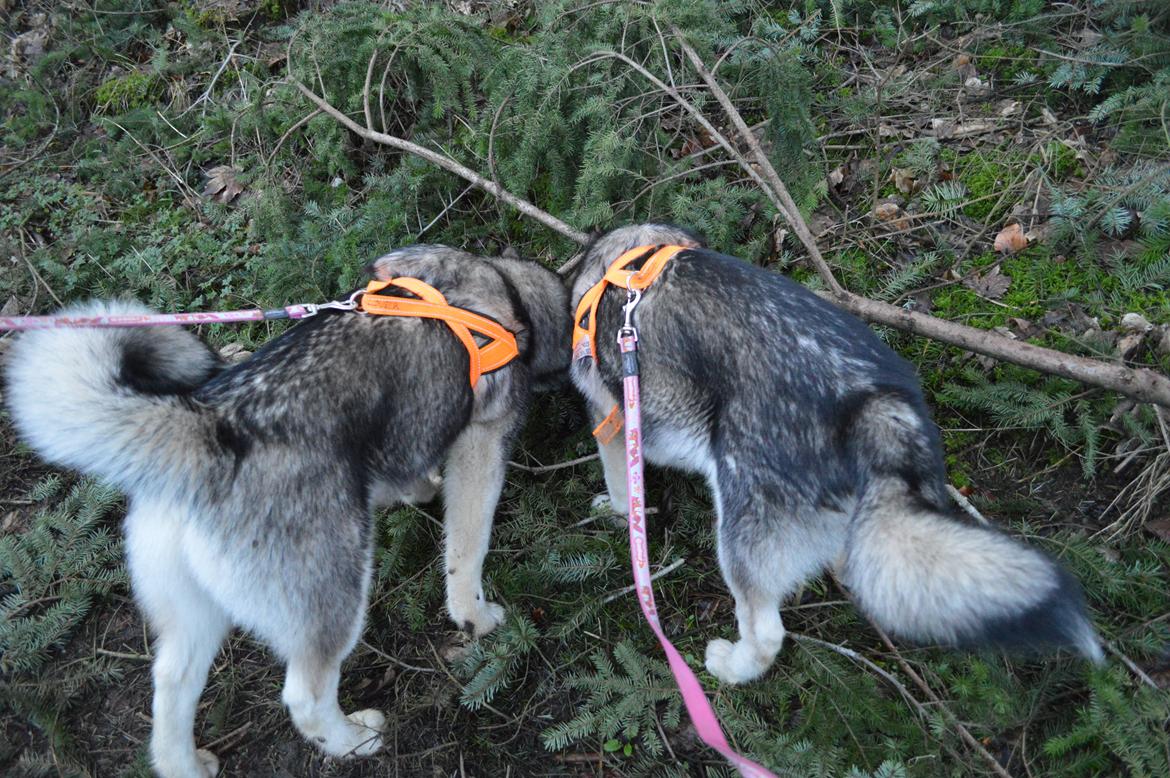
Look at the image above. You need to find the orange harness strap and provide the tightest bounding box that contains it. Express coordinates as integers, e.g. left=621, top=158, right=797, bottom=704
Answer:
left=571, top=244, right=689, bottom=363
left=359, top=277, right=519, bottom=388
left=572, top=244, right=690, bottom=442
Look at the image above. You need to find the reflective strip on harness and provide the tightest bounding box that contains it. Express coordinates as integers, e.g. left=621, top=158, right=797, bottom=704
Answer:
left=360, top=278, right=519, bottom=388
left=571, top=244, right=690, bottom=362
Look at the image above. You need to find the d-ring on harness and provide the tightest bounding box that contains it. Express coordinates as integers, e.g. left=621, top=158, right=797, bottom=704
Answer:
left=579, top=245, right=777, bottom=777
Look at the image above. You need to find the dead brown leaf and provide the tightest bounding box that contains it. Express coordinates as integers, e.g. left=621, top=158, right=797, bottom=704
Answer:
left=891, top=167, right=920, bottom=195
left=994, top=223, right=1028, bottom=254
left=965, top=265, right=1011, bottom=299
left=873, top=202, right=901, bottom=222
left=1117, top=331, right=1146, bottom=360
left=203, top=165, right=245, bottom=204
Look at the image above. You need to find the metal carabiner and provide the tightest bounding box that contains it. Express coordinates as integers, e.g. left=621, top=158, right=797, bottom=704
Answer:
left=621, top=278, right=643, bottom=331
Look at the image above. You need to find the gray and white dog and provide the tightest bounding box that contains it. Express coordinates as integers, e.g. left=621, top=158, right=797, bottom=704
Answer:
left=569, top=224, right=1103, bottom=685
left=5, top=247, right=568, bottom=778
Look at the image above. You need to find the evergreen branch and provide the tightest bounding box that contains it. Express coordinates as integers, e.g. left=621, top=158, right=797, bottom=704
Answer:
left=291, top=80, right=590, bottom=248
left=668, top=32, right=1170, bottom=409
left=870, top=624, right=1014, bottom=778
left=673, top=28, right=845, bottom=295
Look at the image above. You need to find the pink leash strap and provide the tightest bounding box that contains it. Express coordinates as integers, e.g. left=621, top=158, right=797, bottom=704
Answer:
left=0, top=301, right=356, bottom=331
left=618, top=314, right=776, bottom=777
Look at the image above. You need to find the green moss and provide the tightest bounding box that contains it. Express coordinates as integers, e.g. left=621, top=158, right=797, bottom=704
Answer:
left=94, top=71, right=159, bottom=113
left=950, top=150, right=1015, bottom=221
left=1043, top=139, right=1085, bottom=180
left=977, top=43, right=1035, bottom=81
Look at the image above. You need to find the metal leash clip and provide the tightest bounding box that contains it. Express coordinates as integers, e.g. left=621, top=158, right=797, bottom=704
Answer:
left=619, top=280, right=642, bottom=342
left=299, top=289, right=366, bottom=318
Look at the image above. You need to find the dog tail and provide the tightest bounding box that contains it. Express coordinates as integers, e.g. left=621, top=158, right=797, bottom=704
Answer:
left=4, top=300, right=222, bottom=492
left=839, top=390, right=1104, bottom=662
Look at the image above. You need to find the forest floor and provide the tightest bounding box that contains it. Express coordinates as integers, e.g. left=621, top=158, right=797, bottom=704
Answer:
left=2, top=1, right=1168, bottom=777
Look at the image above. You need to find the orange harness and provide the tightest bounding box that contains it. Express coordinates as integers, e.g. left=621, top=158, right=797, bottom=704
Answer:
left=571, top=244, right=689, bottom=363
left=571, top=244, right=690, bottom=443
left=358, top=277, right=519, bottom=388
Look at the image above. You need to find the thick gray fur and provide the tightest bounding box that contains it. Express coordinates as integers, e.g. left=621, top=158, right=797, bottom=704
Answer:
left=4, top=248, right=568, bottom=778
left=569, top=223, right=1103, bottom=685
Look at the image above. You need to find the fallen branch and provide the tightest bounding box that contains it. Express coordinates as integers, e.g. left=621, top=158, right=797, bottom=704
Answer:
left=508, top=452, right=600, bottom=473
left=601, top=557, right=686, bottom=603
left=292, top=80, right=588, bottom=246
left=830, top=292, right=1170, bottom=408
left=294, top=54, right=1170, bottom=409
left=669, top=31, right=1170, bottom=410
left=673, top=30, right=844, bottom=296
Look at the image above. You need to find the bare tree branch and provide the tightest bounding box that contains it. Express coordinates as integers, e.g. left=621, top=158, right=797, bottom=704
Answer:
left=294, top=56, right=1170, bottom=408
left=292, top=80, right=589, bottom=247
left=669, top=31, right=1170, bottom=409
left=673, top=29, right=845, bottom=296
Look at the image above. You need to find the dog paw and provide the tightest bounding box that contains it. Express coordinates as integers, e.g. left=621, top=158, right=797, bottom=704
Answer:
left=152, top=748, right=219, bottom=778
left=343, top=709, right=386, bottom=757
left=704, top=638, right=767, bottom=685
left=195, top=749, right=220, bottom=777
left=454, top=600, right=505, bottom=638
left=591, top=493, right=621, bottom=514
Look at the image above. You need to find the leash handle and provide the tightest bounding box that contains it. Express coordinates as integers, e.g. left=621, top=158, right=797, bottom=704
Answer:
left=618, top=323, right=776, bottom=778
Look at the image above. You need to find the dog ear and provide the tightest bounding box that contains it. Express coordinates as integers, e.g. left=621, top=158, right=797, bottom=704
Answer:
left=363, top=254, right=398, bottom=280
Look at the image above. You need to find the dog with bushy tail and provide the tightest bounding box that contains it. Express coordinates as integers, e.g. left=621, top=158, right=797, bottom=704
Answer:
left=567, top=223, right=1103, bottom=685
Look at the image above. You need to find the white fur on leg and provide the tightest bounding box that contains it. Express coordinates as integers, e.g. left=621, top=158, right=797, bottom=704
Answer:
left=442, top=419, right=511, bottom=637
left=591, top=404, right=629, bottom=511
left=282, top=659, right=385, bottom=757
left=125, top=505, right=230, bottom=778
left=704, top=591, right=787, bottom=685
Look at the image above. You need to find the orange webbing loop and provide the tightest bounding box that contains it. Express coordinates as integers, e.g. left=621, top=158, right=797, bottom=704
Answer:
left=571, top=244, right=689, bottom=362
left=359, top=278, right=519, bottom=388
left=592, top=403, right=624, bottom=444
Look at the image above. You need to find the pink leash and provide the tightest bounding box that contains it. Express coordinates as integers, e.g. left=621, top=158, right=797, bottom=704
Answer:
left=0, top=296, right=363, bottom=331
left=617, top=290, right=776, bottom=778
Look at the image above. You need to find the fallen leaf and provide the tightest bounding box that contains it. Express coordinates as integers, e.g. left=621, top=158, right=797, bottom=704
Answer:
left=994, top=223, right=1028, bottom=254
left=1157, top=326, right=1170, bottom=356
left=873, top=202, right=902, bottom=222
left=1120, top=312, right=1154, bottom=333
left=202, top=165, right=244, bottom=204
left=965, top=266, right=1011, bottom=299
left=891, top=167, right=920, bottom=194
left=827, top=165, right=846, bottom=187
left=997, top=99, right=1022, bottom=117
left=964, top=75, right=990, bottom=95
left=1117, top=331, right=1145, bottom=359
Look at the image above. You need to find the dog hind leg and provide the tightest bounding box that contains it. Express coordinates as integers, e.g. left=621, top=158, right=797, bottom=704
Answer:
left=704, top=484, right=841, bottom=684
left=126, top=507, right=230, bottom=778
left=703, top=531, right=791, bottom=685
left=282, top=651, right=385, bottom=758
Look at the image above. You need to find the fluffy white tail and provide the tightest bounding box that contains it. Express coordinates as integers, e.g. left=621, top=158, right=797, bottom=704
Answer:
left=842, top=476, right=1103, bottom=662
left=4, top=301, right=221, bottom=493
